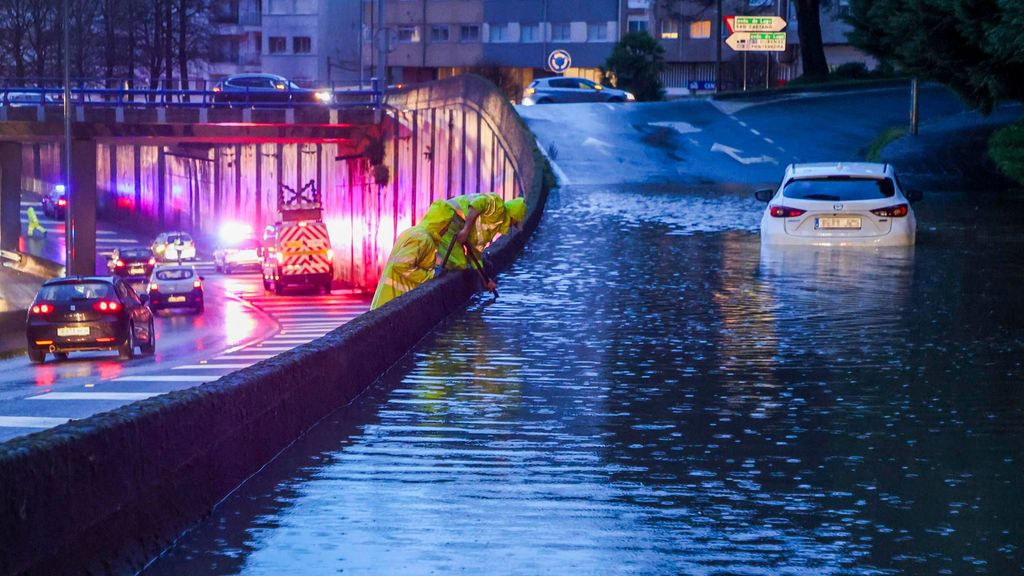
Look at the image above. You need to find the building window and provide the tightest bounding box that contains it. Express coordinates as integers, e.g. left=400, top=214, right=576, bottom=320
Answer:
left=690, top=20, right=711, bottom=39
left=551, top=22, right=571, bottom=42
left=837, top=0, right=851, bottom=16
left=627, top=18, right=647, bottom=33
left=587, top=22, right=608, bottom=42
left=489, top=23, right=509, bottom=43
left=521, top=23, right=541, bottom=43
left=268, top=36, right=287, bottom=54
left=660, top=19, right=679, bottom=39
left=293, top=36, right=311, bottom=53
left=460, top=24, right=480, bottom=42
left=397, top=26, right=420, bottom=43
left=431, top=25, right=449, bottom=43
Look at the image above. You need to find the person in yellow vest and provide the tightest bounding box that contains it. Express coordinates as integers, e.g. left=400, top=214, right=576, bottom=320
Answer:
left=436, top=192, right=526, bottom=271
left=26, top=206, right=47, bottom=237
left=369, top=200, right=452, bottom=310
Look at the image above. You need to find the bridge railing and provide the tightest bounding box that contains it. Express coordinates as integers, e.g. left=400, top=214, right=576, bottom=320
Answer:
left=0, top=78, right=383, bottom=110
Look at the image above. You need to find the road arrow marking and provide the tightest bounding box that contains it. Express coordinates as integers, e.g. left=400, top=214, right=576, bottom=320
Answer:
left=711, top=142, right=778, bottom=165
left=650, top=121, right=702, bottom=134
left=582, top=137, right=613, bottom=156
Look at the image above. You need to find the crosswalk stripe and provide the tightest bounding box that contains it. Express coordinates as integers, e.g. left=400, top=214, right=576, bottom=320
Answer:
left=216, top=354, right=277, bottom=360
left=250, top=346, right=294, bottom=352
left=172, top=363, right=252, bottom=370
left=0, top=416, right=72, bottom=428
left=264, top=339, right=315, bottom=345
left=112, top=375, right=210, bottom=382
left=28, top=392, right=160, bottom=400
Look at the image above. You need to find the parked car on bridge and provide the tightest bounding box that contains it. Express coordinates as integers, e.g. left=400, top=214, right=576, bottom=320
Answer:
left=151, top=231, right=197, bottom=262
left=211, top=73, right=331, bottom=106
left=41, top=185, right=67, bottom=219
left=2, top=90, right=59, bottom=107
left=521, top=77, right=635, bottom=105
left=106, top=247, right=156, bottom=279
left=25, top=276, right=155, bottom=363
left=754, top=162, right=923, bottom=246
left=148, top=264, right=204, bottom=314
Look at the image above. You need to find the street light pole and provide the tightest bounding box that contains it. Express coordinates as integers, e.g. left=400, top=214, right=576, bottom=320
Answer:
left=715, top=0, right=722, bottom=93
left=62, top=0, right=74, bottom=274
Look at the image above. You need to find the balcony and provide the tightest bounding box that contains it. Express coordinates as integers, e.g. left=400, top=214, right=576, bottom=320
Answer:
left=239, top=11, right=261, bottom=27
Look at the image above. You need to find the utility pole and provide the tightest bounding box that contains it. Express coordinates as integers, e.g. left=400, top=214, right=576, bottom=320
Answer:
left=62, top=0, right=74, bottom=274
left=375, top=0, right=386, bottom=86
left=715, top=0, right=722, bottom=93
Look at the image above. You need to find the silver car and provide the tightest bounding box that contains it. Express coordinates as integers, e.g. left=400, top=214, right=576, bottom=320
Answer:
left=522, top=77, right=635, bottom=105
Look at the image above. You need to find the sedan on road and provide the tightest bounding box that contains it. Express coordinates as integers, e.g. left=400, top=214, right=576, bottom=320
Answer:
left=522, top=77, right=635, bottom=105
left=25, top=276, right=155, bottom=363
left=755, top=162, right=923, bottom=246
left=211, top=73, right=331, bottom=106
left=148, top=264, right=204, bottom=314
left=41, top=185, right=67, bottom=219
left=214, top=237, right=262, bottom=274
left=107, top=247, right=156, bottom=279
left=152, top=231, right=197, bottom=262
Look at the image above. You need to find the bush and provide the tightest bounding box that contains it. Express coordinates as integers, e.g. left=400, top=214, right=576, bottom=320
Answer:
left=833, top=62, right=871, bottom=79
left=601, top=32, right=665, bottom=101
left=990, top=119, right=1024, bottom=187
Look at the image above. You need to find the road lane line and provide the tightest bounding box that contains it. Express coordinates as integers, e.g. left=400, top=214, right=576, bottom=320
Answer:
left=111, top=376, right=211, bottom=382
left=0, top=416, right=71, bottom=428
left=215, top=354, right=277, bottom=360
left=251, top=346, right=294, bottom=352
left=172, top=363, right=252, bottom=370
left=764, top=137, right=775, bottom=144
left=28, top=392, right=161, bottom=400
left=750, top=129, right=761, bottom=136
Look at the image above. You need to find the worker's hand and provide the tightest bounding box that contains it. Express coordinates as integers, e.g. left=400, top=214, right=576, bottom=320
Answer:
left=454, top=226, right=470, bottom=246
left=484, top=279, right=497, bottom=292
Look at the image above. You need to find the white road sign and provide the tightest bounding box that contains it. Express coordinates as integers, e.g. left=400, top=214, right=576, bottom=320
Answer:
left=725, top=32, right=787, bottom=52
left=726, top=16, right=787, bottom=33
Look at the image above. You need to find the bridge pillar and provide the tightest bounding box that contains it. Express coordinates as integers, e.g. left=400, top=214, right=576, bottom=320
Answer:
left=0, top=141, right=22, bottom=252
left=67, top=139, right=97, bottom=275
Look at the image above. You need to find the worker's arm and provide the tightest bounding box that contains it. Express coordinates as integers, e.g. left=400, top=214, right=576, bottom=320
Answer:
left=454, top=206, right=480, bottom=246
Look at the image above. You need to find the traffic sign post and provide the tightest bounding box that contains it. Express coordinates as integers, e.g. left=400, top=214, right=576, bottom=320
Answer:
left=725, top=16, right=788, bottom=91
left=547, top=50, right=572, bottom=74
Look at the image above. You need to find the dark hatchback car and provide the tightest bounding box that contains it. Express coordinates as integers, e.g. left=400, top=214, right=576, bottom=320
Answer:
left=211, top=73, right=328, bottom=105
left=107, top=247, right=156, bottom=278
left=41, top=185, right=67, bottom=219
left=26, top=276, right=156, bottom=363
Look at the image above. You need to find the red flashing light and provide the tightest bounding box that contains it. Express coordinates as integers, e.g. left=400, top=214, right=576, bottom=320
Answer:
left=94, top=300, right=121, bottom=312
left=57, top=199, right=67, bottom=207
left=769, top=205, right=807, bottom=218
left=870, top=204, right=909, bottom=218
left=31, top=303, right=53, bottom=315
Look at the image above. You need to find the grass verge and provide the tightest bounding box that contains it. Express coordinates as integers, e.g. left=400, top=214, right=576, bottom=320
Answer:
left=864, top=126, right=908, bottom=162
left=989, top=118, right=1024, bottom=187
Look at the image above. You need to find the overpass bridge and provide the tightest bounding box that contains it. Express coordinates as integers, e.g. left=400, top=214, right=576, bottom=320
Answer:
left=0, top=79, right=528, bottom=289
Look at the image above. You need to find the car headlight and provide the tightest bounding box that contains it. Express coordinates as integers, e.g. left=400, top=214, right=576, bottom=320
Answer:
left=626, top=92, right=636, bottom=101
left=315, top=90, right=332, bottom=104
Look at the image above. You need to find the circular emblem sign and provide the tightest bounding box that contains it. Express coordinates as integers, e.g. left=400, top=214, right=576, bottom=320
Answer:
left=547, top=49, right=572, bottom=73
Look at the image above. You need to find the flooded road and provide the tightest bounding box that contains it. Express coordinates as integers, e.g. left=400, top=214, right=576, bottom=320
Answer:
left=146, top=91, right=1024, bottom=575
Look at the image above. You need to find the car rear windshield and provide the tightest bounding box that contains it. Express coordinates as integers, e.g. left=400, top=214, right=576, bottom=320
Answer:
left=39, top=282, right=114, bottom=301
left=155, top=268, right=194, bottom=281
left=783, top=177, right=896, bottom=201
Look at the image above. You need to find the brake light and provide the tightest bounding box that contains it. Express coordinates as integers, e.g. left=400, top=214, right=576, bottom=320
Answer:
left=149, top=283, right=159, bottom=292
left=769, top=205, right=806, bottom=218
left=193, top=280, right=202, bottom=289
left=94, top=300, right=121, bottom=312
left=31, top=303, right=53, bottom=315
left=870, top=203, right=909, bottom=218
left=148, top=257, right=156, bottom=265
left=212, top=86, right=222, bottom=93
left=116, top=259, right=125, bottom=267
left=57, top=198, right=67, bottom=207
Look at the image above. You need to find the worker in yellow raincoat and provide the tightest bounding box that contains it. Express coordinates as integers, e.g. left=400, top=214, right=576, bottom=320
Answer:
left=369, top=200, right=452, bottom=310
left=26, top=206, right=46, bottom=237
left=436, top=192, right=526, bottom=271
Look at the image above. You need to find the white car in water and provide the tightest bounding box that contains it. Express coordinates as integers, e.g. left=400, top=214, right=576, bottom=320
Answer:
left=755, top=162, right=923, bottom=246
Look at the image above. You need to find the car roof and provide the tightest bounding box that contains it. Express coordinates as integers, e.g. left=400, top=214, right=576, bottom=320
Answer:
left=223, top=73, right=287, bottom=81
left=42, top=276, right=115, bottom=286
left=787, top=162, right=891, bottom=179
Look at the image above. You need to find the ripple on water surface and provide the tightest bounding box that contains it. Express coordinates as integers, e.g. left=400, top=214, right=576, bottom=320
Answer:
left=146, top=185, right=1024, bottom=575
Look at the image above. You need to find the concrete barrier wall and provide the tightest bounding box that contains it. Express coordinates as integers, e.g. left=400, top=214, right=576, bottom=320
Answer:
left=0, top=75, right=550, bottom=576
left=0, top=310, right=25, bottom=357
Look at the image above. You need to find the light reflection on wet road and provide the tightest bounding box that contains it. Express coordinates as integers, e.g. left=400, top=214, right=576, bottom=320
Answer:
left=146, top=176, right=1024, bottom=574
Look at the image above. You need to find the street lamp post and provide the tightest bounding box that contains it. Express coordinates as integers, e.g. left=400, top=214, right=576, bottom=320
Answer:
left=62, top=0, right=74, bottom=274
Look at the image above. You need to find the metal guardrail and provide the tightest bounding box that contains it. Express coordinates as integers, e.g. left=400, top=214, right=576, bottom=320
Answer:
left=0, top=79, right=383, bottom=111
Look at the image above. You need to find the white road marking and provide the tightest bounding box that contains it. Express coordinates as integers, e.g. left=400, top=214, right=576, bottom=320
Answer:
left=710, top=142, right=778, bottom=165
left=582, top=137, right=613, bottom=156
left=650, top=121, right=702, bottom=134
left=738, top=121, right=748, bottom=127
left=764, top=137, right=775, bottom=144
left=251, top=347, right=294, bottom=352
left=216, top=354, right=277, bottom=361
left=750, top=129, right=761, bottom=136
left=112, top=375, right=211, bottom=382
left=28, top=392, right=160, bottom=400
left=173, top=363, right=252, bottom=370
left=0, top=416, right=71, bottom=428
left=264, top=339, right=316, bottom=345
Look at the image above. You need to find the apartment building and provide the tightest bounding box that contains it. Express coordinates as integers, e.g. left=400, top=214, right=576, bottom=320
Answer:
left=261, top=0, right=363, bottom=86
left=209, top=0, right=264, bottom=81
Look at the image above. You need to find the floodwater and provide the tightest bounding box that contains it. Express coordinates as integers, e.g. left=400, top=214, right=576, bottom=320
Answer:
left=146, top=182, right=1024, bottom=575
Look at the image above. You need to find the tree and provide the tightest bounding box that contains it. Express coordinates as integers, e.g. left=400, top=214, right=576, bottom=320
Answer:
left=602, top=31, right=666, bottom=102
left=794, top=0, right=829, bottom=79
left=847, top=0, right=1024, bottom=112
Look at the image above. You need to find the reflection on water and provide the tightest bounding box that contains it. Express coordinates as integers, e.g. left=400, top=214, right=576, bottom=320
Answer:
left=147, top=185, right=1024, bottom=575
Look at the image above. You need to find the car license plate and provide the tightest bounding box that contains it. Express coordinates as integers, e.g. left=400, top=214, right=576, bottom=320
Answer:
left=816, top=216, right=862, bottom=229
left=57, top=326, right=90, bottom=337
left=168, top=295, right=187, bottom=303
left=130, top=266, right=145, bottom=274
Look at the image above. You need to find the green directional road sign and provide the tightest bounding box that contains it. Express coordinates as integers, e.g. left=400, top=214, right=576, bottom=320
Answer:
left=725, top=16, right=787, bottom=33
left=725, top=32, right=787, bottom=52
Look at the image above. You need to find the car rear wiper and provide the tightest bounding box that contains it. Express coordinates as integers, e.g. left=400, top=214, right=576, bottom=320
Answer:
left=802, top=194, right=841, bottom=201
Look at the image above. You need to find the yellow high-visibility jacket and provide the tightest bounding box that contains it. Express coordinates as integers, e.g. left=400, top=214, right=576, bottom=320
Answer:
left=369, top=201, right=452, bottom=310
left=438, top=193, right=525, bottom=270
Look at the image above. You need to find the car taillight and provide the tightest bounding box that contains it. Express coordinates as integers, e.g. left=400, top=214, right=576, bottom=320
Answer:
left=94, top=300, right=121, bottom=312
left=116, top=259, right=125, bottom=267
left=148, top=257, right=156, bottom=265
left=870, top=203, right=909, bottom=218
left=30, top=303, right=53, bottom=315
left=149, top=283, right=159, bottom=292
left=193, top=280, right=202, bottom=289
left=212, top=86, right=222, bottom=93
left=57, top=198, right=67, bottom=206
left=769, top=205, right=806, bottom=218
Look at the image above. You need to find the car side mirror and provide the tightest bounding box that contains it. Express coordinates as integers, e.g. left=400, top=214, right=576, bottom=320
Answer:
left=754, top=188, right=774, bottom=202
left=905, top=188, right=924, bottom=203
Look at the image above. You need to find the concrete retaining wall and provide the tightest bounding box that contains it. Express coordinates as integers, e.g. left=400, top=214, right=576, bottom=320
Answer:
left=0, top=75, right=550, bottom=576
left=0, top=310, right=25, bottom=358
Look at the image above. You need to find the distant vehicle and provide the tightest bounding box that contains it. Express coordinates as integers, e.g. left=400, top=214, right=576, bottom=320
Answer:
left=214, top=237, right=262, bottom=274
left=107, top=247, right=156, bottom=279
left=262, top=220, right=333, bottom=294
left=754, top=162, right=923, bottom=246
left=211, top=73, right=331, bottom=105
left=148, top=264, right=204, bottom=314
left=151, top=231, right=197, bottom=262
left=3, top=91, right=58, bottom=107
left=522, top=77, right=635, bottom=105
left=41, top=184, right=67, bottom=219
left=25, top=276, right=155, bottom=363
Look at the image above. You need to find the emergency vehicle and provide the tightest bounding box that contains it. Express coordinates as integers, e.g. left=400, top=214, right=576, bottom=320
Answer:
left=261, top=180, right=334, bottom=295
